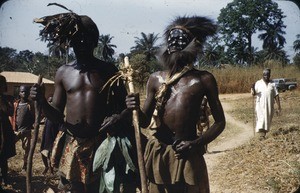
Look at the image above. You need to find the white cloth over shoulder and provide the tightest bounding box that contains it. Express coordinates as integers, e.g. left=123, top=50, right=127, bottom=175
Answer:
left=254, top=79, right=278, bottom=132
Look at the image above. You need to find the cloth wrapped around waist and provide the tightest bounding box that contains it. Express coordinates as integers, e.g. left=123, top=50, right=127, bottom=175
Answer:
left=64, top=122, right=100, bottom=138
left=144, top=133, right=206, bottom=185
left=153, top=128, right=199, bottom=145
left=51, top=130, right=101, bottom=184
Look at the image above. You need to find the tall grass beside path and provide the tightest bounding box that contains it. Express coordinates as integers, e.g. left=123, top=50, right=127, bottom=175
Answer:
left=203, top=62, right=300, bottom=94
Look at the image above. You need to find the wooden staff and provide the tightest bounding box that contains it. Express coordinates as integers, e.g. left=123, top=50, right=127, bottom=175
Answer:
left=26, top=75, right=43, bottom=193
left=124, top=57, right=148, bottom=193
left=253, top=95, right=256, bottom=136
left=251, top=85, right=256, bottom=137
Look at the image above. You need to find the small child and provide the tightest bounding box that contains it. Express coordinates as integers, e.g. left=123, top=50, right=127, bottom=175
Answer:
left=11, top=85, right=35, bottom=172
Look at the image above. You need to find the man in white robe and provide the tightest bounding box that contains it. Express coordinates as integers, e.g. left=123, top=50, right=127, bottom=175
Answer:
left=251, top=68, right=281, bottom=139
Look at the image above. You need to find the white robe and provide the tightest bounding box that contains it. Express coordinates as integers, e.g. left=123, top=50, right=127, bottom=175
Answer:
left=254, top=79, right=278, bottom=132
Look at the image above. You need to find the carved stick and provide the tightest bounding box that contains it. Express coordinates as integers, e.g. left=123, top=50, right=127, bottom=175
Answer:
left=26, top=75, right=43, bottom=193
left=124, top=57, right=148, bottom=193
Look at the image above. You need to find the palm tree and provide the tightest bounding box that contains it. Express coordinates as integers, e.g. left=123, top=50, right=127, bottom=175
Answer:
left=263, top=47, right=289, bottom=64
left=48, top=43, right=68, bottom=59
left=293, top=34, right=300, bottom=53
left=258, top=21, right=286, bottom=51
left=203, top=43, right=220, bottom=66
left=257, top=20, right=288, bottom=64
left=97, top=34, right=117, bottom=61
left=130, top=32, right=160, bottom=61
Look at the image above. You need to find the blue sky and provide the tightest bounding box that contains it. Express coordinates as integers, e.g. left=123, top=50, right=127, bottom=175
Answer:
left=0, top=0, right=299, bottom=59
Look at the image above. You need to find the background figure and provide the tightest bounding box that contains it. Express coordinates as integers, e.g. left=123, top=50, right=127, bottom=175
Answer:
left=40, top=96, right=60, bottom=175
left=0, top=75, right=16, bottom=185
left=196, top=97, right=211, bottom=152
left=126, top=16, right=225, bottom=193
left=11, top=85, right=35, bottom=172
left=31, top=9, right=137, bottom=193
left=251, top=68, right=281, bottom=139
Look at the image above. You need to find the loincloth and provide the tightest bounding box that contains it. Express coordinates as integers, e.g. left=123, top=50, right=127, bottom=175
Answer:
left=144, top=136, right=208, bottom=186
left=51, top=130, right=101, bottom=184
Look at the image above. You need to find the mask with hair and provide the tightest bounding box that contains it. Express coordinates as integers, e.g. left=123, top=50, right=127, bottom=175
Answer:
left=158, top=16, right=217, bottom=75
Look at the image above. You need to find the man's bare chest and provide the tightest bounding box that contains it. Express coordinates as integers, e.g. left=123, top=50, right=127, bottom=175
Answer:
left=161, top=77, right=203, bottom=107
left=64, top=72, right=107, bottom=94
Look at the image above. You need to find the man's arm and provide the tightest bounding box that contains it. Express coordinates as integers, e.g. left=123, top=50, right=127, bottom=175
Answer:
left=126, top=73, right=157, bottom=128
left=6, top=95, right=14, bottom=116
left=197, top=73, right=225, bottom=145
left=251, top=83, right=256, bottom=96
left=30, top=68, right=65, bottom=124
left=99, top=78, right=133, bottom=133
left=275, top=94, right=281, bottom=113
left=173, top=72, right=225, bottom=159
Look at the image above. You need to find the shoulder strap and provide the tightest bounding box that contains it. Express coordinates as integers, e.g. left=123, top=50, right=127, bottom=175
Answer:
left=155, top=64, right=194, bottom=112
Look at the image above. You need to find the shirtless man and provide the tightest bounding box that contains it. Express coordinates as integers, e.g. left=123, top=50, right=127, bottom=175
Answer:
left=31, top=12, right=135, bottom=193
left=126, top=16, right=226, bottom=193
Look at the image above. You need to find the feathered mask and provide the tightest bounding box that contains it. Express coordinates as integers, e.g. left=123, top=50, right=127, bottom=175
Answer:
left=164, top=16, right=217, bottom=54
left=158, top=16, right=217, bottom=75
left=34, top=3, right=99, bottom=48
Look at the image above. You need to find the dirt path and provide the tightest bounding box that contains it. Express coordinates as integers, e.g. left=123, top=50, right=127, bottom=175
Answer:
left=204, top=94, right=254, bottom=193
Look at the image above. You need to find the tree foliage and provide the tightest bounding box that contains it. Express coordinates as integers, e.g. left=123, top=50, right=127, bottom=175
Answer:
left=0, top=46, right=69, bottom=80
left=293, top=34, right=300, bottom=68
left=218, top=0, right=287, bottom=65
left=128, top=54, right=150, bottom=89
left=95, top=34, right=117, bottom=63
left=130, top=32, right=160, bottom=61
left=293, top=34, right=300, bottom=53
left=127, top=53, right=161, bottom=89
left=47, top=42, right=68, bottom=61
left=0, top=47, right=18, bottom=72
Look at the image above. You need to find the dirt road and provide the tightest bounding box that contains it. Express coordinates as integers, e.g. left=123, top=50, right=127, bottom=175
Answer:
left=205, top=93, right=254, bottom=193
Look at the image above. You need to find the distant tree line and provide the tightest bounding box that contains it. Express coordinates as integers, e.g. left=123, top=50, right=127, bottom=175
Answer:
left=1, top=0, right=300, bottom=86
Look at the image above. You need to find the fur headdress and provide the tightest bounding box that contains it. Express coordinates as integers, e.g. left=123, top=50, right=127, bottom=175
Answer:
left=164, top=16, right=217, bottom=48
left=34, top=3, right=99, bottom=49
left=158, top=16, right=217, bottom=75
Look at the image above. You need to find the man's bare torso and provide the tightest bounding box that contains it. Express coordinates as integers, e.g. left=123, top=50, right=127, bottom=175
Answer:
left=149, top=70, right=208, bottom=140
left=53, top=62, right=116, bottom=134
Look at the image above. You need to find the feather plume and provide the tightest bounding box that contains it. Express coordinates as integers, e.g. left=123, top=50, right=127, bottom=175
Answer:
left=164, top=16, right=217, bottom=45
left=47, top=3, right=73, bottom=12
left=33, top=3, right=80, bottom=48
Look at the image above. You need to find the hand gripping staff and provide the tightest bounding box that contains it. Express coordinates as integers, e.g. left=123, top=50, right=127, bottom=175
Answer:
left=124, top=57, right=149, bottom=193
left=26, top=75, right=43, bottom=193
